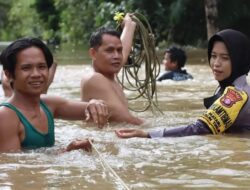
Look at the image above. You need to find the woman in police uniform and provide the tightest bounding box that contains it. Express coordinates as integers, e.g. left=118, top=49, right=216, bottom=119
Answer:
left=115, top=29, right=250, bottom=138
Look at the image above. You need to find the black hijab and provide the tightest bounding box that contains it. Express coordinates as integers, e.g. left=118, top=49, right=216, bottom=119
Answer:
left=204, top=29, right=250, bottom=108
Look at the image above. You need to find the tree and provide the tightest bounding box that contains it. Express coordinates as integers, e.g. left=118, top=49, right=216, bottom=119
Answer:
left=0, top=1, right=12, bottom=40
left=33, top=0, right=60, bottom=44
left=218, top=0, right=250, bottom=37
left=204, top=0, right=219, bottom=39
left=53, top=0, right=133, bottom=44
left=4, top=0, right=43, bottom=40
left=1, top=0, right=250, bottom=47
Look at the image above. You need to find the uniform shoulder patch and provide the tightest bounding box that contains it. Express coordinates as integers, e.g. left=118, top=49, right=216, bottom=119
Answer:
left=199, top=86, right=248, bottom=134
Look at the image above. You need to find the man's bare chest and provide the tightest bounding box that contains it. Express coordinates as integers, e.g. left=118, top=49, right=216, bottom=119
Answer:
left=111, top=82, right=128, bottom=106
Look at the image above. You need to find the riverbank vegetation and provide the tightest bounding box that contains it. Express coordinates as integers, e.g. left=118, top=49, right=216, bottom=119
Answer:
left=0, top=0, right=250, bottom=48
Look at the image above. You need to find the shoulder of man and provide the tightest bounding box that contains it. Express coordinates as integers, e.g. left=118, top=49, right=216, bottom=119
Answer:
left=157, top=71, right=174, bottom=81
left=81, top=72, right=118, bottom=102
left=82, top=72, right=110, bottom=87
left=0, top=106, right=20, bottom=132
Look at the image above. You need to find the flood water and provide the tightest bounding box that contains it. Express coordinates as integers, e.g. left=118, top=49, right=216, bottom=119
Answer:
left=0, top=55, right=250, bottom=189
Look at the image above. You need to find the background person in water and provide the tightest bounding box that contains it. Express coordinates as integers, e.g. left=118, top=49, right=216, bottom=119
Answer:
left=0, top=37, right=109, bottom=152
left=116, top=29, right=250, bottom=138
left=157, top=46, right=193, bottom=81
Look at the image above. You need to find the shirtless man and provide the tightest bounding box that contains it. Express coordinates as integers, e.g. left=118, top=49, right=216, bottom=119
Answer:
left=81, top=14, right=144, bottom=125
left=0, top=37, right=108, bottom=152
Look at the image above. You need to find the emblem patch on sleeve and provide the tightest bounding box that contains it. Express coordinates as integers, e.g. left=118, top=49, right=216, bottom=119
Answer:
left=220, top=88, right=243, bottom=108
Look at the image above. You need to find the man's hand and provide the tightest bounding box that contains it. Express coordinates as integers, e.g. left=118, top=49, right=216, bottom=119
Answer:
left=85, top=99, right=109, bottom=128
left=66, top=138, right=92, bottom=152
left=115, top=128, right=149, bottom=138
left=122, top=13, right=136, bottom=29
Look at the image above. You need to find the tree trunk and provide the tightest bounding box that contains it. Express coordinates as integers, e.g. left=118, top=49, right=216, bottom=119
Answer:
left=204, top=0, right=219, bottom=39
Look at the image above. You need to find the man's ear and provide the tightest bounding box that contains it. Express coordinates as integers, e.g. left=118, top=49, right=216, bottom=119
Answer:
left=172, top=61, right=178, bottom=69
left=88, top=48, right=97, bottom=61
left=172, top=61, right=177, bottom=65
left=4, top=70, right=13, bottom=81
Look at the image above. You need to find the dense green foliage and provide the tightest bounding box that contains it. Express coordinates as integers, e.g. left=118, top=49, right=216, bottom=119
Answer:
left=33, top=0, right=60, bottom=43
left=0, top=0, right=250, bottom=47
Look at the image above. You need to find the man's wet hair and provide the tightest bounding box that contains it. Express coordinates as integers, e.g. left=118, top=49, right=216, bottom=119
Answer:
left=89, top=27, right=121, bottom=49
left=0, top=37, right=53, bottom=77
left=165, top=46, right=187, bottom=68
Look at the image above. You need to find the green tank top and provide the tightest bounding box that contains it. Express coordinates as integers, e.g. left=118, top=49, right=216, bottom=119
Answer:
left=0, top=101, right=55, bottom=149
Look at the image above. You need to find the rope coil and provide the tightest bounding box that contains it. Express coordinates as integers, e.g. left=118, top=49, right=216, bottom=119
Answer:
left=115, top=12, right=162, bottom=114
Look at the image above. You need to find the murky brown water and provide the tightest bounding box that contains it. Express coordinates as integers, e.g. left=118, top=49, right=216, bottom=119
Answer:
left=0, top=62, right=250, bottom=190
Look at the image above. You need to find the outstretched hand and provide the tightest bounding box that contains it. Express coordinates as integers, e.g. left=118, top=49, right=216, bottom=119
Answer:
left=115, top=128, right=149, bottom=138
left=66, top=138, right=93, bottom=152
left=85, top=99, right=109, bottom=128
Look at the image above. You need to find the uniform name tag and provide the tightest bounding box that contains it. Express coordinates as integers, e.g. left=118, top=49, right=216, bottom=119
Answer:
left=199, top=86, right=248, bottom=134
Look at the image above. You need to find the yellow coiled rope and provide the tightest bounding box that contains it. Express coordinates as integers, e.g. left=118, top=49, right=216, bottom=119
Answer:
left=114, top=12, right=162, bottom=114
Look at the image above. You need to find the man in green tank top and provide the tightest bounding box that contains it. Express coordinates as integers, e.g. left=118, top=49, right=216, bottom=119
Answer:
left=0, top=38, right=109, bottom=152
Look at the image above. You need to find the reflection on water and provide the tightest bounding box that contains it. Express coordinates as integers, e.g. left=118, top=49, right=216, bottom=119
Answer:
left=0, top=64, right=250, bottom=190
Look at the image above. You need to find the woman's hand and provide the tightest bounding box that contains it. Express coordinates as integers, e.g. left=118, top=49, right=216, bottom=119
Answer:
left=115, top=128, right=149, bottom=138
left=66, top=138, right=93, bottom=152
left=85, top=99, right=109, bottom=128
